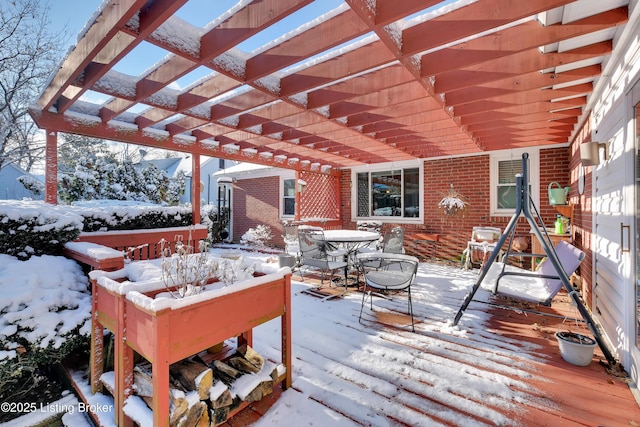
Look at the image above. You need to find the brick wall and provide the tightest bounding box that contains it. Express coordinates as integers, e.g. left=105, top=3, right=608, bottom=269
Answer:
left=338, top=148, right=571, bottom=263
left=231, top=176, right=284, bottom=247
left=569, top=118, right=593, bottom=307
left=229, top=147, right=573, bottom=262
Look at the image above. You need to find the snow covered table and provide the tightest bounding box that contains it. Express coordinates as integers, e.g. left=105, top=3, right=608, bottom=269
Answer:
left=89, top=269, right=292, bottom=426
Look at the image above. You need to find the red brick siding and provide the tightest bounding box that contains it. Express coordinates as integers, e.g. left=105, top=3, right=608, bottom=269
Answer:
left=569, top=118, right=594, bottom=308
left=338, top=148, right=571, bottom=263
left=229, top=148, right=575, bottom=261
left=231, top=176, right=284, bottom=247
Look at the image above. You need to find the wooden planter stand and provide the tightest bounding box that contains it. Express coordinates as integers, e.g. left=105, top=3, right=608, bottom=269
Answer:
left=90, top=272, right=292, bottom=426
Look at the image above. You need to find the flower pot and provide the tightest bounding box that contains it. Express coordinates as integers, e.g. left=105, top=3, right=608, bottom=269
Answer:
left=555, top=331, right=596, bottom=366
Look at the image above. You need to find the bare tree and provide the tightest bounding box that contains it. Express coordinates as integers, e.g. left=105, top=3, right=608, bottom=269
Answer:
left=0, top=0, right=64, bottom=171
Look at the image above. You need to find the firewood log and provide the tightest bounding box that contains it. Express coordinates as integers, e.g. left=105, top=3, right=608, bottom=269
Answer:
left=228, top=356, right=260, bottom=374
left=211, top=405, right=230, bottom=425
left=236, top=344, right=264, bottom=371
left=170, top=359, right=213, bottom=400
left=177, top=401, right=208, bottom=427
left=132, top=366, right=188, bottom=425
left=209, top=380, right=233, bottom=409
left=211, top=360, right=242, bottom=384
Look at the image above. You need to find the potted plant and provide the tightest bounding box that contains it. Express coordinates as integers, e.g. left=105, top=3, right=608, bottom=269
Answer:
left=555, top=330, right=597, bottom=366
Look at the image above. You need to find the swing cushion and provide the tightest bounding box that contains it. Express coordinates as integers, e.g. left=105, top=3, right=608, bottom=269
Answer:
left=480, top=240, right=585, bottom=305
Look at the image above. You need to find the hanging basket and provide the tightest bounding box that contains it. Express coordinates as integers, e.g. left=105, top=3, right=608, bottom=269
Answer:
left=555, top=331, right=596, bottom=366
left=438, top=187, right=469, bottom=217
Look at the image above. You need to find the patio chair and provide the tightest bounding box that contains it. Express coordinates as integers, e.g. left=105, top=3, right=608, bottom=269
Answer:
left=298, top=229, right=348, bottom=289
left=357, top=253, right=419, bottom=332
left=281, top=220, right=302, bottom=269
left=461, top=226, right=503, bottom=270
left=380, top=226, right=405, bottom=254
left=358, top=226, right=405, bottom=275
left=356, top=220, right=383, bottom=251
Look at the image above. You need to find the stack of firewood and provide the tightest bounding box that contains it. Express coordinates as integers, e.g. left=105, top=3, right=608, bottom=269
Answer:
left=132, top=345, right=278, bottom=426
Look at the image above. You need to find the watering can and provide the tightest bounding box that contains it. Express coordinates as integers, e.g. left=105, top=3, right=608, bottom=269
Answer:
left=548, top=182, right=568, bottom=205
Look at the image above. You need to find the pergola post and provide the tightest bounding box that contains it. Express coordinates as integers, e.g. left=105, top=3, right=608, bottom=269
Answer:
left=294, top=170, right=301, bottom=221
left=45, top=130, right=58, bottom=205
left=191, top=154, right=201, bottom=224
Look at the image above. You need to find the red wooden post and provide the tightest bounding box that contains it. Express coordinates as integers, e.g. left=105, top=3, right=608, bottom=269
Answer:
left=192, top=154, right=201, bottom=224
left=90, top=279, right=104, bottom=394
left=115, top=291, right=134, bottom=427
left=151, top=311, right=171, bottom=426
left=283, top=273, right=292, bottom=388
left=45, top=130, right=58, bottom=204
left=295, top=170, right=301, bottom=221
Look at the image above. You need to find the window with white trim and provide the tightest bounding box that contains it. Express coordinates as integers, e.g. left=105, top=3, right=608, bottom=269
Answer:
left=490, top=151, right=539, bottom=215
left=354, top=166, right=421, bottom=220
left=282, top=178, right=295, bottom=217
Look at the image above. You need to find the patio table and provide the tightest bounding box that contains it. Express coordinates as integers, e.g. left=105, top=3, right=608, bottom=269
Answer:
left=323, top=230, right=381, bottom=275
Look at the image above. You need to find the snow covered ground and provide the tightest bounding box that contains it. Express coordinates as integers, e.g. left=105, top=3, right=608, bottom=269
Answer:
left=0, top=247, right=558, bottom=426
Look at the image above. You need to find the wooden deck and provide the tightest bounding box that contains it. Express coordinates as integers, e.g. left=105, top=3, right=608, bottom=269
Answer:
left=57, top=262, right=640, bottom=427
left=222, top=263, right=640, bottom=427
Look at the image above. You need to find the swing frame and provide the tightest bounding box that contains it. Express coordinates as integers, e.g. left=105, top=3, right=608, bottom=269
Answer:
left=452, top=153, right=617, bottom=367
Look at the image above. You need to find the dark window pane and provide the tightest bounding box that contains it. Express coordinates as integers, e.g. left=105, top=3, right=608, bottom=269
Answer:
left=372, top=170, right=401, bottom=216
left=284, top=197, right=295, bottom=215
left=283, top=179, right=295, bottom=197
left=404, top=168, right=419, bottom=217
left=356, top=168, right=421, bottom=218
left=357, top=172, right=369, bottom=216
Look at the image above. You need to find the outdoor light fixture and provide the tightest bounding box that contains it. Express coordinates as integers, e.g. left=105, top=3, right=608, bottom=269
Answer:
left=297, top=179, right=307, bottom=193
left=579, top=141, right=609, bottom=166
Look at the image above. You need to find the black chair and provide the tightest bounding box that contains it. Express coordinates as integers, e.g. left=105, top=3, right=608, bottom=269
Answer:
left=356, top=253, right=419, bottom=332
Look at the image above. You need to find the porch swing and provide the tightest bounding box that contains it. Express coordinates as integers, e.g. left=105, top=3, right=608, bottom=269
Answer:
left=452, top=153, right=617, bottom=367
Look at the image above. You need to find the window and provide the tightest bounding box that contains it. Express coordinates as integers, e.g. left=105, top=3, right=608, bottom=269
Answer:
left=283, top=178, right=295, bottom=216
left=354, top=166, right=421, bottom=220
left=490, top=151, right=539, bottom=215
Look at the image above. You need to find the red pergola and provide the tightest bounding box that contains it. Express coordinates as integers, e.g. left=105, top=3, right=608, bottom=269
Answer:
left=30, top=0, right=628, bottom=219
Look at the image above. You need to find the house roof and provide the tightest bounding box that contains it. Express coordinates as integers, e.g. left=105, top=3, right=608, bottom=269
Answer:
left=30, top=0, right=630, bottom=175
left=136, top=157, right=183, bottom=176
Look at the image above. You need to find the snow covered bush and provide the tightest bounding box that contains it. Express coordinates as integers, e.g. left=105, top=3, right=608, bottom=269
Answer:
left=58, top=156, right=185, bottom=205
left=72, top=201, right=192, bottom=231
left=240, top=225, right=273, bottom=248
left=0, top=254, right=91, bottom=408
left=17, top=174, right=44, bottom=196
left=0, top=200, right=84, bottom=260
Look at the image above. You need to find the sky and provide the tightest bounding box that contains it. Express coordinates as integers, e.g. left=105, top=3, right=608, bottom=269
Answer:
left=47, top=0, right=103, bottom=51
left=0, top=209, right=583, bottom=426
left=46, top=0, right=346, bottom=82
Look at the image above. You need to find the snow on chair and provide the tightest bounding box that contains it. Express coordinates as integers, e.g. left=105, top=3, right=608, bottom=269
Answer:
left=480, top=240, right=584, bottom=306
left=461, top=226, right=503, bottom=270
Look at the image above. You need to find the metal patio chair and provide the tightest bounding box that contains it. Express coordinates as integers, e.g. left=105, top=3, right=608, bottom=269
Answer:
left=357, top=253, right=419, bottom=332
left=298, top=229, right=348, bottom=289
